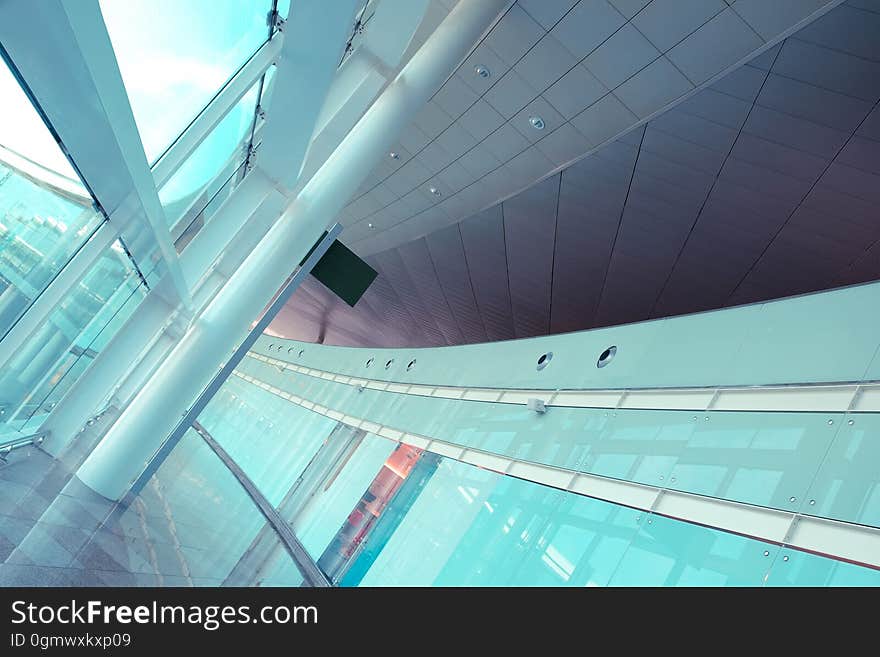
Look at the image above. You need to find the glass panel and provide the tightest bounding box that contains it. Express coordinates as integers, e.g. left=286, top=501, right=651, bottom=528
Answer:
left=99, top=0, right=273, bottom=163
left=0, top=240, right=145, bottom=433
left=352, top=456, right=642, bottom=586
left=803, top=413, right=880, bottom=529
left=0, top=58, right=103, bottom=334
left=237, top=355, right=848, bottom=517
left=3, top=428, right=306, bottom=585
left=197, top=376, right=337, bottom=506
left=764, top=549, right=880, bottom=587
left=173, top=161, right=245, bottom=253
left=293, top=432, right=397, bottom=561
left=607, top=514, right=776, bottom=586
left=159, top=82, right=259, bottom=228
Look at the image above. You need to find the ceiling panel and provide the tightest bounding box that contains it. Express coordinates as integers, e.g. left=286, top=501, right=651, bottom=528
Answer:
left=425, top=224, right=489, bottom=343
left=340, top=0, right=838, bottom=259
left=269, top=1, right=879, bottom=349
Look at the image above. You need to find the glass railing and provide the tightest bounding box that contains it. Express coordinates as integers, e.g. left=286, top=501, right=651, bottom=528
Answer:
left=1, top=426, right=307, bottom=586
left=188, top=369, right=880, bottom=587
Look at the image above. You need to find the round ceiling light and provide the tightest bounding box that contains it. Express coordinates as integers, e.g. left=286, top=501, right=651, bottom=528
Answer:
left=474, top=65, right=490, bottom=78
left=529, top=116, right=546, bottom=130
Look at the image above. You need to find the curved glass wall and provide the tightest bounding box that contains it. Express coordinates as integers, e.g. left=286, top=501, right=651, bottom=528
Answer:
left=181, top=368, right=880, bottom=587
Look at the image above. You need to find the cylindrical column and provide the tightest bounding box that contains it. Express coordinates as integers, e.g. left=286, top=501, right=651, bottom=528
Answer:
left=76, top=0, right=509, bottom=500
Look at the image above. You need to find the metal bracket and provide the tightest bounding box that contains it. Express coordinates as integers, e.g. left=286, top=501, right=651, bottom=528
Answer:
left=269, top=9, right=286, bottom=32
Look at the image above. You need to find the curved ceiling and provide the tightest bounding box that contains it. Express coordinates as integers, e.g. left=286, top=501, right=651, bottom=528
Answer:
left=269, top=0, right=880, bottom=348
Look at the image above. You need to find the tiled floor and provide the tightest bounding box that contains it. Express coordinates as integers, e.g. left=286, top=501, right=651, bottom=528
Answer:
left=0, top=423, right=304, bottom=586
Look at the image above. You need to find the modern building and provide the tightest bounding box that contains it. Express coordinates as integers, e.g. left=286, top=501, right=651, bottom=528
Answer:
left=0, top=0, right=878, bottom=586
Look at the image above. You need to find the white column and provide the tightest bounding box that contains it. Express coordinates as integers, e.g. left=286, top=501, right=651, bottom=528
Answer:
left=76, top=0, right=509, bottom=500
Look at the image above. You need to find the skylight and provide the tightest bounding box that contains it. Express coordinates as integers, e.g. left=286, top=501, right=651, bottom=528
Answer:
left=99, top=0, right=273, bottom=164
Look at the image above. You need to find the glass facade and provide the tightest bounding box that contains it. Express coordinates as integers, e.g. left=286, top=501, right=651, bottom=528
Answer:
left=98, top=0, right=273, bottom=163
left=159, top=81, right=260, bottom=229
left=0, top=238, right=146, bottom=433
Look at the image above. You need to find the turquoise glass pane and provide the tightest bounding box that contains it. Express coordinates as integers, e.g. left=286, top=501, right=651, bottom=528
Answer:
left=158, top=82, right=259, bottom=228
left=239, top=355, right=846, bottom=515
left=765, top=549, right=880, bottom=586
left=293, top=432, right=397, bottom=561
left=661, top=409, right=841, bottom=511
left=803, top=413, right=880, bottom=528
left=99, top=0, right=272, bottom=162
left=0, top=164, right=102, bottom=334
left=197, top=377, right=337, bottom=506
left=608, top=514, right=777, bottom=586
left=0, top=239, right=145, bottom=433
left=0, top=58, right=103, bottom=334
left=356, top=458, right=643, bottom=587
left=15, top=280, right=146, bottom=432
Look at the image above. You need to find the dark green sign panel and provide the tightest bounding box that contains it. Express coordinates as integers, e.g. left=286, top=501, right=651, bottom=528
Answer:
left=301, top=235, right=377, bottom=307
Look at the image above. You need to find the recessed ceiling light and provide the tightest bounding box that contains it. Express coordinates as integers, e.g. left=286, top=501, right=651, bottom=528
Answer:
left=389, top=151, right=399, bottom=159
left=367, top=222, right=374, bottom=228
left=474, top=65, right=490, bottom=79
left=429, top=186, right=441, bottom=196
left=529, top=116, right=545, bottom=130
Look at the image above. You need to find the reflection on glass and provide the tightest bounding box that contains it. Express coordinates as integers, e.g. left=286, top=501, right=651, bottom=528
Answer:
left=188, top=372, right=880, bottom=587
left=197, top=377, right=337, bottom=506
left=0, top=59, right=103, bottom=335
left=158, top=82, right=259, bottom=228
left=0, top=240, right=145, bottom=432
left=99, top=0, right=272, bottom=163
left=5, top=428, right=306, bottom=585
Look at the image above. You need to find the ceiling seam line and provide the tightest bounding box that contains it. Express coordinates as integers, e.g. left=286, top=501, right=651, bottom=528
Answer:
left=500, top=200, right=517, bottom=339
left=593, top=124, right=647, bottom=325
left=547, top=171, right=562, bottom=335
left=422, top=239, right=467, bottom=345
left=455, top=223, right=491, bottom=343
left=728, top=92, right=880, bottom=302
left=373, top=258, right=436, bottom=346
left=789, top=34, right=880, bottom=66
left=647, top=43, right=785, bottom=318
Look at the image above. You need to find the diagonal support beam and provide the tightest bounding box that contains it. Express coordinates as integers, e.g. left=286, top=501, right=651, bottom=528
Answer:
left=258, top=0, right=360, bottom=190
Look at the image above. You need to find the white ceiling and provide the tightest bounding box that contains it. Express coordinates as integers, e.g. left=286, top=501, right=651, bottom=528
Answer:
left=337, top=0, right=845, bottom=256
